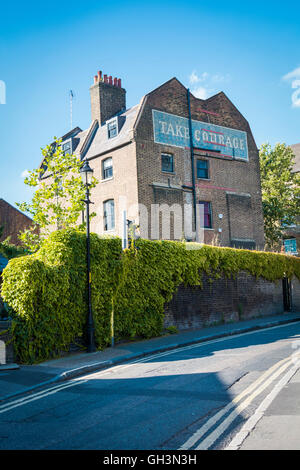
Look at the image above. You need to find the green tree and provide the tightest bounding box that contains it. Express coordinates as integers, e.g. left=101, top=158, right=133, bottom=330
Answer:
left=0, top=236, right=28, bottom=259
left=259, top=143, right=300, bottom=250
left=0, top=226, right=27, bottom=259
left=17, top=138, right=98, bottom=251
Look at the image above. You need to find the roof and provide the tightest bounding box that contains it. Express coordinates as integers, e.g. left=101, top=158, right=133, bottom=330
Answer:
left=290, top=144, right=300, bottom=173
left=40, top=101, right=143, bottom=178
left=40, top=75, right=251, bottom=172
left=81, top=103, right=140, bottom=160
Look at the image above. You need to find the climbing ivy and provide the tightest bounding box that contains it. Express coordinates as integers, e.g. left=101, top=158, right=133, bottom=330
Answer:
left=1, top=229, right=121, bottom=363
left=1, top=229, right=299, bottom=364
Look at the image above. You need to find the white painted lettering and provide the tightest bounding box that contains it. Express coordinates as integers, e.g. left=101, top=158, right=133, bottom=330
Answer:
left=209, top=132, right=217, bottom=143
left=233, top=137, right=239, bottom=148
left=202, top=131, right=209, bottom=141
left=183, top=127, right=189, bottom=139
left=194, top=129, right=201, bottom=141
left=226, top=136, right=233, bottom=148
left=167, top=123, right=175, bottom=136
left=175, top=125, right=184, bottom=138
left=159, top=121, right=168, bottom=134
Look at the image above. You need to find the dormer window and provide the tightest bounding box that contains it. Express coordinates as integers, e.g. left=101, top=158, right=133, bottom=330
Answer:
left=62, top=140, right=72, bottom=155
left=107, top=120, right=117, bottom=139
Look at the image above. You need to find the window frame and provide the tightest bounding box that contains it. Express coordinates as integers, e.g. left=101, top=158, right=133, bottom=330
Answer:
left=102, top=157, right=113, bottom=180
left=107, top=120, right=118, bottom=139
left=103, top=199, right=115, bottom=231
left=196, top=159, right=209, bottom=179
left=61, top=139, right=72, bottom=156
left=161, top=153, right=174, bottom=173
left=199, top=201, right=213, bottom=229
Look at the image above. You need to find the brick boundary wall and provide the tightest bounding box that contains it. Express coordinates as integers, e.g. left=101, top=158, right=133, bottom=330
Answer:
left=0, top=321, right=14, bottom=364
left=2, top=275, right=300, bottom=362
left=291, top=276, right=300, bottom=312
left=164, top=272, right=300, bottom=331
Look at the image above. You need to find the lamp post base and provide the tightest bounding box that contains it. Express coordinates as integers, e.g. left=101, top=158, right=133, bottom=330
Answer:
left=86, top=326, right=96, bottom=353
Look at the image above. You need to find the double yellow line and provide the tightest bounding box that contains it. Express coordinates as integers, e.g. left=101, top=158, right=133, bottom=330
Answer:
left=0, top=378, right=88, bottom=415
left=180, top=351, right=300, bottom=450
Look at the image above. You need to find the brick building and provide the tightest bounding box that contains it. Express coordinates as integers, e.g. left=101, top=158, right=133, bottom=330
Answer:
left=0, top=199, right=34, bottom=246
left=42, top=71, right=265, bottom=249
left=282, top=144, right=300, bottom=255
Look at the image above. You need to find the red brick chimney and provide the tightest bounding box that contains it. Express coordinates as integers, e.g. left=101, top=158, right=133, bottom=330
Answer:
left=90, top=70, right=126, bottom=125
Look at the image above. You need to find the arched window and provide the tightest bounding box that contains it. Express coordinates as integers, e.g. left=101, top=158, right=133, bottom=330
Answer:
left=103, top=199, right=115, bottom=231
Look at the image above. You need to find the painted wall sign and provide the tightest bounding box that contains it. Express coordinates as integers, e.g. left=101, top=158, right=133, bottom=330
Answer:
left=152, top=109, right=248, bottom=160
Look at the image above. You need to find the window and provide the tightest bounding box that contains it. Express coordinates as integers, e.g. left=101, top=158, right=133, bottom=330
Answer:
left=199, top=201, right=212, bottom=228
left=107, top=120, right=117, bottom=139
left=62, top=140, right=71, bottom=155
left=197, top=160, right=209, bottom=179
left=103, top=199, right=115, bottom=231
left=161, top=153, right=174, bottom=173
left=102, top=157, right=113, bottom=180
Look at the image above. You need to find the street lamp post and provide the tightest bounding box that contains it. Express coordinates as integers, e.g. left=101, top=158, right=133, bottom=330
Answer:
left=80, top=160, right=96, bottom=353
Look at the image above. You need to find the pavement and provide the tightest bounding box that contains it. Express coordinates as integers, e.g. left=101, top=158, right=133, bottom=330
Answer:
left=0, top=311, right=300, bottom=450
left=238, top=367, right=300, bottom=450
left=1, top=311, right=300, bottom=407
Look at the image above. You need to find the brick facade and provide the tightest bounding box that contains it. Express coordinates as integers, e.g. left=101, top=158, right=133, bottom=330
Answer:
left=283, top=143, right=300, bottom=255
left=164, top=274, right=300, bottom=331
left=42, top=71, right=265, bottom=249
left=135, top=78, right=265, bottom=248
left=0, top=199, right=34, bottom=246
left=90, top=76, right=126, bottom=125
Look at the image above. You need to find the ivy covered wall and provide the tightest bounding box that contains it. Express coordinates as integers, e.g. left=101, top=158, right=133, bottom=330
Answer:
left=1, top=229, right=300, bottom=364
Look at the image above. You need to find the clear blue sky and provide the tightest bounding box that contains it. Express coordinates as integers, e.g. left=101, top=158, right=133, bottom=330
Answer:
left=1, top=0, right=300, bottom=208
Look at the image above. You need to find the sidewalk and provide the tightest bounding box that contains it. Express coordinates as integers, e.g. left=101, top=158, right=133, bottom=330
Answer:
left=242, top=366, right=300, bottom=450
left=1, top=312, right=300, bottom=403
left=228, top=363, right=300, bottom=450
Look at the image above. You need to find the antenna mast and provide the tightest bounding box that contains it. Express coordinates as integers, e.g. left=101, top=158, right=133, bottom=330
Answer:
left=69, top=90, right=75, bottom=129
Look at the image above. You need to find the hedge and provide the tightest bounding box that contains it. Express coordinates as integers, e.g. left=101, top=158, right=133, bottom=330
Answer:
left=1, top=229, right=122, bottom=363
left=1, top=229, right=300, bottom=363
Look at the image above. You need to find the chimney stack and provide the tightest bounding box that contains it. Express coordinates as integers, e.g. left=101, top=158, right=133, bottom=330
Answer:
left=90, top=70, right=126, bottom=125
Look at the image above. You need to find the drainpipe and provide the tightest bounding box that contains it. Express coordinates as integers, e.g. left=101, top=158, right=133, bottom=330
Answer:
left=187, top=88, right=197, bottom=236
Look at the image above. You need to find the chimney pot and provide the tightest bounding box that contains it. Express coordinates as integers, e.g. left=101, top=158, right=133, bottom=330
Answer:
left=90, top=72, right=126, bottom=124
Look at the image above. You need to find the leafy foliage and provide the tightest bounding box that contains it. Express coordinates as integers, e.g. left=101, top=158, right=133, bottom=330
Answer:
left=0, top=236, right=28, bottom=260
left=17, top=138, right=98, bottom=251
left=1, top=230, right=300, bottom=363
left=259, top=143, right=300, bottom=249
left=1, top=229, right=121, bottom=363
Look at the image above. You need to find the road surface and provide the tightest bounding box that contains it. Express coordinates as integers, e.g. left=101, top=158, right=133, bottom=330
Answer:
left=0, top=321, right=299, bottom=450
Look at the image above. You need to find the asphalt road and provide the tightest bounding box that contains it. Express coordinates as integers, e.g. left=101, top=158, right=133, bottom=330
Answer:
left=0, top=321, right=300, bottom=450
